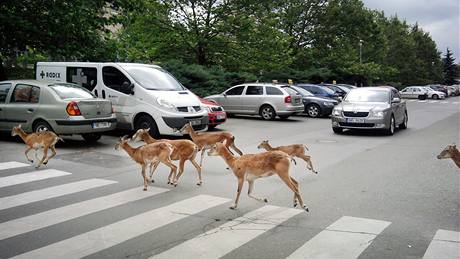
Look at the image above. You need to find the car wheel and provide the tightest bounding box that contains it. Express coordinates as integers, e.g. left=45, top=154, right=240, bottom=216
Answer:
left=386, top=115, right=395, bottom=135
left=432, top=94, right=438, bottom=100
left=306, top=104, right=321, bottom=118
left=279, top=115, right=290, bottom=120
left=81, top=133, right=102, bottom=143
left=332, top=127, right=343, bottom=134
left=33, top=120, right=54, bottom=133
left=259, top=105, right=276, bottom=120
left=135, top=114, right=160, bottom=138
left=399, top=111, right=408, bottom=129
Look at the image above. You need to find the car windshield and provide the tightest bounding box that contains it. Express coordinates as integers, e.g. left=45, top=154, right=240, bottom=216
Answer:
left=292, top=86, right=313, bottom=96
left=49, top=83, right=95, bottom=99
left=345, top=89, right=389, bottom=103
left=122, top=66, right=185, bottom=91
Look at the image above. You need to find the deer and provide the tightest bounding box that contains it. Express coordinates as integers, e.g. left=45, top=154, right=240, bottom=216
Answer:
left=437, top=144, right=460, bottom=168
left=178, top=122, right=243, bottom=167
left=11, top=124, right=63, bottom=168
left=115, top=136, right=178, bottom=190
left=257, top=140, right=318, bottom=174
left=208, top=143, right=309, bottom=212
left=131, top=128, right=203, bottom=185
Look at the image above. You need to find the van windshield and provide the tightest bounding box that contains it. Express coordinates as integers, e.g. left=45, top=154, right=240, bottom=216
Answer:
left=123, top=66, right=185, bottom=91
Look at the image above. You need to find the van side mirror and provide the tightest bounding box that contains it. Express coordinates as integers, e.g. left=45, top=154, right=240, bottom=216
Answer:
left=121, top=82, right=134, bottom=95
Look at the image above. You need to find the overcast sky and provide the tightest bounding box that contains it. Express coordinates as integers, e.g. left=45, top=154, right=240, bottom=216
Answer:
left=362, top=0, right=460, bottom=62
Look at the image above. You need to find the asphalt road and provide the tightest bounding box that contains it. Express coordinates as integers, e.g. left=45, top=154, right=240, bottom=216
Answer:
left=0, top=97, right=459, bottom=259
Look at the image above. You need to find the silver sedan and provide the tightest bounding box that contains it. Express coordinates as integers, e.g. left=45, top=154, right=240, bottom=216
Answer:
left=331, top=87, right=408, bottom=135
left=0, top=80, right=116, bottom=142
left=205, top=83, right=304, bottom=120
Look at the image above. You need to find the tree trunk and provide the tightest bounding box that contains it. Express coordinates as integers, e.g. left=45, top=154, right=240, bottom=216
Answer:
left=0, top=56, right=7, bottom=81
left=196, top=43, right=207, bottom=65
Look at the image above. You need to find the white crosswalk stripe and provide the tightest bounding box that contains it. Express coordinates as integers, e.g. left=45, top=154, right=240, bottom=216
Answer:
left=11, top=195, right=230, bottom=259
left=151, top=205, right=303, bottom=259
left=286, top=216, right=391, bottom=259
left=0, top=161, right=29, bottom=171
left=428, top=100, right=439, bottom=103
left=441, top=101, right=449, bottom=104
left=451, top=101, right=460, bottom=104
left=418, top=100, right=428, bottom=103
left=0, top=187, right=168, bottom=240
left=423, top=229, right=460, bottom=259
left=0, top=179, right=117, bottom=211
left=0, top=169, right=71, bottom=188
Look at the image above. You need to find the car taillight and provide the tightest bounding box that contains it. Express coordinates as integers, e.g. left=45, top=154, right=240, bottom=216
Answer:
left=284, top=96, right=292, bottom=103
left=66, top=101, right=81, bottom=116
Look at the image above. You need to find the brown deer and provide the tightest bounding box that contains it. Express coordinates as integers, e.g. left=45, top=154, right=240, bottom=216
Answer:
left=208, top=143, right=309, bottom=212
left=11, top=124, right=63, bottom=168
left=178, top=123, right=243, bottom=167
left=115, top=136, right=178, bottom=190
left=257, top=140, right=318, bottom=174
left=131, top=128, right=203, bottom=185
left=437, top=144, right=460, bottom=168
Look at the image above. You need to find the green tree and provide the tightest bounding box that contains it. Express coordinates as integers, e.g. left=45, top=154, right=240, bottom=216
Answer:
left=442, top=48, right=458, bottom=85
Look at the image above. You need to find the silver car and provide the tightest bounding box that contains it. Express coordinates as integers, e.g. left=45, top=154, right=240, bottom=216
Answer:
left=331, top=87, right=408, bottom=135
left=205, top=83, right=304, bottom=120
left=0, top=80, right=116, bottom=142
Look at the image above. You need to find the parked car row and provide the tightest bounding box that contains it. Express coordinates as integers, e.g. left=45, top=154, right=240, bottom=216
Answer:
left=399, top=84, right=460, bottom=100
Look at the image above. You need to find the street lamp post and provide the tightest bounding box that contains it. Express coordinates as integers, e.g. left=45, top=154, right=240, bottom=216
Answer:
left=359, top=39, right=364, bottom=64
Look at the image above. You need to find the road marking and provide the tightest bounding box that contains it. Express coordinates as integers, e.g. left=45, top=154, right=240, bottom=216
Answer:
left=423, top=229, right=460, bottom=259
left=0, top=161, right=30, bottom=171
left=0, top=179, right=117, bottom=211
left=11, top=195, right=230, bottom=259
left=428, top=100, right=439, bottom=103
left=0, top=169, right=71, bottom=188
left=151, top=205, right=303, bottom=259
left=286, top=216, right=391, bottom=259
left=440, top=101, right=449, bottom=104
left=451, top=101, right=459, bottom=104
left=407, top=100, right=417, bottom=102
left=418, top=100, right=428, bottom=103
left=0, top=187, right=169, bottom=240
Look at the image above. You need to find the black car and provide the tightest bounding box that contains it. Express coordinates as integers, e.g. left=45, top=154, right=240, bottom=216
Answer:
left=291, top=86, right=339, bottom=117
left=296, top=84, right=342, bottom=101
left=321, top=84, right=349, bottom=98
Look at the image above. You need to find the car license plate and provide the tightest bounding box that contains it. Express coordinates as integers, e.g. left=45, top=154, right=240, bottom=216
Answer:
left=190, top=119, right=201, bottom=125
left=217, top=114, right=225, bottom=120
left=346, top=118, right=365, bottom=123
left=92, top=122, right=110, bottom=129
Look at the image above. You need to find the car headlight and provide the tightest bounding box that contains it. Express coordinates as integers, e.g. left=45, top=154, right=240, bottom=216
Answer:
left=332, top=109, right=341, bottom=116
left=323, top=101, right=335, bottom=106
left=370, top=110, right=384, bottom=118
left=157, top=98, right=176, bottom=110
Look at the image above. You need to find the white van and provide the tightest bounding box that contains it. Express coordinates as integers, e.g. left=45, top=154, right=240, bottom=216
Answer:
left=36, top=62, right=209, bottom=136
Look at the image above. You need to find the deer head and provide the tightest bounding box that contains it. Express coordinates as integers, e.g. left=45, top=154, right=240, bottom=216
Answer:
left=11, top=124, right=23, bottom=137
left=257, top=140, right=270, bottom=149
left=178, top=122, right=193, bottom=134
left=131, top=128, right=149, bottom=142
left=437, top=144, right=457, bottom=159
left=115, top=135, right=130, bottom=150
left=207, top=143, right=223, bottom=156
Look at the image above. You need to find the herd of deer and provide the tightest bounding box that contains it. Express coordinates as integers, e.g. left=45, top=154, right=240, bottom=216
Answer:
left=10, top=123, right=460, bottom=212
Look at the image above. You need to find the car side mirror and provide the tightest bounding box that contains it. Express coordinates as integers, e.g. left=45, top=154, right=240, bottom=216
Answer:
left=121, top=82, right=134, bottom=95
left=392, top=97, right=401, bottom=103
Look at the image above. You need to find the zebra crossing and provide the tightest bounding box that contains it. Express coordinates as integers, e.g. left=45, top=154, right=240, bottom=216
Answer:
left=405, top=99, right=460, bottom=105
left=0, top=161, right=458, bottom=259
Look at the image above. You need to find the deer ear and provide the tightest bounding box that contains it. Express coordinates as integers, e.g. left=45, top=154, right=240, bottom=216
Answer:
left=18, top=124, right=22, bottom=129
left=146, top=128, right=150, bottom=132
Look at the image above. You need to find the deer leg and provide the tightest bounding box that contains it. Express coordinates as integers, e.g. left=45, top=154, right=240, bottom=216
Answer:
left=24, top=147, right=33, bottom=163
left=299, top=154, right=317, bottom=174
left=278, top=173, right=308, bottom=212
left=175, top=159, right=186, bottom=182
left=247, top=180, right=268, bottom=203
left=162, top=159, right=177, bottom=186
left=141, top=164, right=148, bottom=191
left=36, top=147, right=49, bottom=168
left=199, top=148, right=206, bottom=167
left=226, top=137, right=243, bottom=156
left=230, top=177, right=244, bottom=210
left=190, top=158, right=203, bottom=186
left=44, top=145, right=57, bottom=165
left=290, top=177, right=300, bottom=208
left=149, top=161, right=160, bottom=183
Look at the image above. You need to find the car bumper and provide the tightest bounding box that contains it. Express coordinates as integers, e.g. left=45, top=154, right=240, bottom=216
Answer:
left=51, top=116, right=117, bottom=134
left=277, top=105, right=304, bottom=115
left=331, top=115, right=390, bottom=130
left=208, top=111, right=226, bottom=126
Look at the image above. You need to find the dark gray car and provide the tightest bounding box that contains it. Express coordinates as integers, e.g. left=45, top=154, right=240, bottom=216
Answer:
left=291, top=86, right=339, bottom=117
left=331, top=87, right=408, bottom=135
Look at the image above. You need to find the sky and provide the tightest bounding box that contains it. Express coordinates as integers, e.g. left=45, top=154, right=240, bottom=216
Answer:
left=362, top=0, right=460, bottom=62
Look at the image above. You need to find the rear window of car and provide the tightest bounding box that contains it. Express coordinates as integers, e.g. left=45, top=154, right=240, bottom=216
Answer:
left=281, top=86, right=298, bottom=95
left=50, top=83, right=95, bottom=99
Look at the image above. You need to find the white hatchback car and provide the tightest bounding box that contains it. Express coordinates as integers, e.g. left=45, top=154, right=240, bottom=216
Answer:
left=400, top=86, right=444, bottom=99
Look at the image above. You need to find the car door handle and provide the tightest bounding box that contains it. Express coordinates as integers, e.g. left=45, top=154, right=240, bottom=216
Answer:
left=27, top=108, right=34, bottom=113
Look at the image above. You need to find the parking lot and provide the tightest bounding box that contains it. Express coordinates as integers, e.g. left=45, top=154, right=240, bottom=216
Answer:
left=0, top=97, right=459, bottom=259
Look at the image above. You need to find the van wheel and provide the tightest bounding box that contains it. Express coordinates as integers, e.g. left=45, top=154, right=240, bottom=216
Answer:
left=135, top=114, right=160, bottom=138
left=82, top=133, right=101, bottom=143
left=33, top=120, right=53, bottom=133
